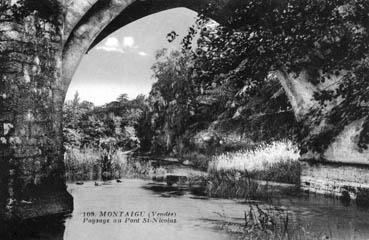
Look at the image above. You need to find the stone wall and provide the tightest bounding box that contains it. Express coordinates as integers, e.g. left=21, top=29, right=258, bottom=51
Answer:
left=301, top=161, right=369, bottom=200
left=276, top=69, right=369, bottom=199
left=0, top=1, right=72, bottom=220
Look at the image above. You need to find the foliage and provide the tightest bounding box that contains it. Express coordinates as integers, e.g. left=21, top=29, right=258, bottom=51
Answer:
left=63, top=92, right=145, bottom=150
left=0, top=0, right=62, bottom=25
left=139, top=49, right=217, bottom=155
left=63, top=92, right=147, bottom=180
left=175, top=0, right=369, bottom=154
left=138, top=48, right=297, bottom=157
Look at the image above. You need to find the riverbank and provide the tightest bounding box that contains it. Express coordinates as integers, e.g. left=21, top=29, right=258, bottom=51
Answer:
left=65, top=140, right=302, bottom=201
left=205, top=140, right=300, bottom=200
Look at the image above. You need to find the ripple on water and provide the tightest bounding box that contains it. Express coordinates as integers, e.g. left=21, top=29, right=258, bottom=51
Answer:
left=12, top=179, right=369, bottom=240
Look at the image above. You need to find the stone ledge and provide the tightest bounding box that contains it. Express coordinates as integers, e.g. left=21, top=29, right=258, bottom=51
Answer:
left=301, top=161, right=369, bottom=201
left=300, top=158, right=369, bottom=169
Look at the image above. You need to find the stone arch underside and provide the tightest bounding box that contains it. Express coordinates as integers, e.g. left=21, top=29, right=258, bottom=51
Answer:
left=61, top=0, right=234, bottom=95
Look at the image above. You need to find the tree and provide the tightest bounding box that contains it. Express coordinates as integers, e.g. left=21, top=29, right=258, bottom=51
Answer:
left=177, top=0, right=369, bottom=153
left=63, top=91, right=82, bottom=130
left=72, top=91, right=80, bottom=107
left=146, top=49, right=203, bottom=154
left=117, top=93, right=129, bottom=104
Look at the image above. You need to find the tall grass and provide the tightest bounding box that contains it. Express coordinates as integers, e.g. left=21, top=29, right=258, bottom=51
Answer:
left=207, top=140, right=301, bottom=199
left=208, top=140, right=300, bottom=173
left=64, top=147, right=159, bottom=181
left=64, top=147, right=101, bottom=181
left=218, top=203, right=330, bottom=240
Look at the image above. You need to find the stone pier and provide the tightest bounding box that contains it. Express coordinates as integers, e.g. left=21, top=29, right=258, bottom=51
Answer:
left=0, top=1, right=72, bottom=220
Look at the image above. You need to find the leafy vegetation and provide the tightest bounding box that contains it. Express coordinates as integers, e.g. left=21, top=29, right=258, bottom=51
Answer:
left=136, top=48, right=297, bottom=161
left=171, top=0, right=369, bottom=154
left=63, top=92, right=145, bottom=150
left=1, top=0, right=63, bottom=25
left=63, top=92, right=146, bottom=181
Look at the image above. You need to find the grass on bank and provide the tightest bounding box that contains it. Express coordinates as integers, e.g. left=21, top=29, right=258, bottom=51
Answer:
left=209, top=140, right=300, bottom=173
left=219, top=203, right=331, bottom=240
left=64, top=147, right=162, bottom=181
left=207, top=140, right=301, bottom=199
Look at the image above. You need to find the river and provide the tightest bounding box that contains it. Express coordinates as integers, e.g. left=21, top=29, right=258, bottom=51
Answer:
left=19, top=178, right=369, bottom=240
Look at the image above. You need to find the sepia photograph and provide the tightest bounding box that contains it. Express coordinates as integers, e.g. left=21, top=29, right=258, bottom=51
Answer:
left=0, top=0, right=369, bottom=239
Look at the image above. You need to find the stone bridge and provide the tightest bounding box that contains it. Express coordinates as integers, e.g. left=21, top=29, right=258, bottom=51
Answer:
left=0, top=0, right=368, bottom=221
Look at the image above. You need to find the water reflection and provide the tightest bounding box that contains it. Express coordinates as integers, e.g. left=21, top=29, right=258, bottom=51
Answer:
left=63, top=180, right=232, bottom=240
left=7, top=179, right=369, bottom=240
left=6, top=215, right=66, bottom=240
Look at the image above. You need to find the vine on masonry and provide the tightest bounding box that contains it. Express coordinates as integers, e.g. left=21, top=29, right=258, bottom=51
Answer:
left=0, top=0, right=62, bottom=25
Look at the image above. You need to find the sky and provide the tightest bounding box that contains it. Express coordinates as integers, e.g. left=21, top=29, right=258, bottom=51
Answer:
left=65, top=8, right=197, bottom=106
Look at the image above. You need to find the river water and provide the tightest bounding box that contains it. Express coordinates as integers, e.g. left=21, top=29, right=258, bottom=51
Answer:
left=20, top=178, right=369, bottom=240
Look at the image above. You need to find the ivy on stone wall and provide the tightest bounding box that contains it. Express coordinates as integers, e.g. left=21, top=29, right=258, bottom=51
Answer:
left=0, top=0, right=62, bottom=25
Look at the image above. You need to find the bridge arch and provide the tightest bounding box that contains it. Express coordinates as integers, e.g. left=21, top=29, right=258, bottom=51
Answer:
left=1, top=0, right=368, bottom=223
left=62, top=0, right=369, bottom=163
left=61, top=0, right=317, bottom=123
left=61, top=0, right=235, bottom=96
left=61, top=0, right=369, bottom=197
